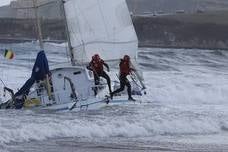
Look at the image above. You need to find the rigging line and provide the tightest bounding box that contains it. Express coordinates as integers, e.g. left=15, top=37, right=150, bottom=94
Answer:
left=130, top=77, right=142, bottom=90
left=0, top=78, right=6, bottom=87
left=78, top=40, right=85, bottom=66
left=0, top=46, right=6, bottom=88
left=32, top=0, right=42, bottom=50
left=59, top=1, right=70, bottom=63
left=65, top=40, right=70, bottom=63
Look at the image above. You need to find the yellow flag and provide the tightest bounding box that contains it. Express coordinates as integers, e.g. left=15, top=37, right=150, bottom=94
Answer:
left=4, top=49, right=15, bottom=60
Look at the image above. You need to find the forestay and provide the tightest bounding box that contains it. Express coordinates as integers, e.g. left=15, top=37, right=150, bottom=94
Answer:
left=64, top=0, right=138, bottom=63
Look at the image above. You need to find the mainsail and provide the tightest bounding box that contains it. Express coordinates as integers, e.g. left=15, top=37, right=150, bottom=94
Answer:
left=64, top=0, right=138, bottom=63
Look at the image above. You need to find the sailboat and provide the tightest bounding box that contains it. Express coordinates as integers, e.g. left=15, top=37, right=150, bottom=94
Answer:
left=0, top=0, right=146, bottom=111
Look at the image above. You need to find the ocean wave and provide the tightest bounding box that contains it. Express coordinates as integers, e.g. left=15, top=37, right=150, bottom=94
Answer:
left=0, top=103, right=227, bottom=145
left=1, top=43, right=228, bottom=147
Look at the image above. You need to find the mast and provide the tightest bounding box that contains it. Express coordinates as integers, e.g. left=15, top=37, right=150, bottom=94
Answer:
left=32, top=0, right=53, bottom=100
left=60, top=0, right=76, bottom=66
left=32, top=0, right=44, bottom=50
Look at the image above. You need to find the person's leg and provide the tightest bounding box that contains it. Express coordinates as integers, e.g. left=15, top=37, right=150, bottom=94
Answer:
left=125, top=78, right=132, bottom=98
left=125, top=78, right=135, bottom=101
left=111, top=75, right=126, bottom=98
left=100, top=71, right=112, bottom=93
left=93, top=72, right=100, bottom=96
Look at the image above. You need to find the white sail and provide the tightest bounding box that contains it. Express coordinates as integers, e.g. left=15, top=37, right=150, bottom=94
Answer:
left=64, top=0, right=138, bottom=63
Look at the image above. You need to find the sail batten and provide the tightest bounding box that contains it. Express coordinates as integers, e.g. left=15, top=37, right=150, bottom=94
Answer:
left=64, top=0, right=138, bottom=63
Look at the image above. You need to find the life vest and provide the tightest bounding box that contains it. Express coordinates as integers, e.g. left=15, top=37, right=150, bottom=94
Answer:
left=91, top=59, right=104, bottom=73
left=120, top=60, right=131, bottom=76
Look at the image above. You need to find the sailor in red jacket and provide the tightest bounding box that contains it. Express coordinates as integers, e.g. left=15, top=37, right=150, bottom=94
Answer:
left=111, top=55, right=136, bottom=101
left=87, top=54, right=112, bottom=95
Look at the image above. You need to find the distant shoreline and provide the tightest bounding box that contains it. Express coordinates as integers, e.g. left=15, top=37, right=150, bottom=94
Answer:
left=138, top=43, right=228, bottom=51
left=0, top=37, right=65, bottom=44
left=133, top=11, right=228, bottom=50
left=0, top=39, right=226, bottom=51
left=1, top=11, right=228, bottom=50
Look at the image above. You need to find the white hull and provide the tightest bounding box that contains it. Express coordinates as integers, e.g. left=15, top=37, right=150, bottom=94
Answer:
left=27, top=95, right=142, bottom=112
left=21, top=64, right=143, bottom=112
left=0, top=64, right=144, bottom=111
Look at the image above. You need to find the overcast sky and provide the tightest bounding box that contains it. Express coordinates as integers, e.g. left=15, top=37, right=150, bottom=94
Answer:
left=1, top=0, right=12, bottom=6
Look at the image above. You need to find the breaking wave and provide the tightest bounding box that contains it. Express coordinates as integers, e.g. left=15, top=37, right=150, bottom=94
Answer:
left=0, top=104, right=228, bottom=145
left=1, top=43, right=228, bottom=147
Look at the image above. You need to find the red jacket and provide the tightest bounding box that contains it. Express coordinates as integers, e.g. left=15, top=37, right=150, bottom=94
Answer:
left=119, top=59, right=132, bottom=76
left=89, top=59, right=104, bottom=74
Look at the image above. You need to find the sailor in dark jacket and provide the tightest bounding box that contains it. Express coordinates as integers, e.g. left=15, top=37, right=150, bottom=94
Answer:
left=111, top=55, right=136, bottom=101
left=87, top=54, right=112, bottom=95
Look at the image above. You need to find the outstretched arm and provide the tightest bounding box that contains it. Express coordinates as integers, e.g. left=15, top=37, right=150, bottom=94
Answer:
left=129, top=61, right=136, bottom=72
left=131, top=67, right=137, bottom=72
left=87, top=62, right=93, bottom=71
left=103, top=62, right=110, bottom=72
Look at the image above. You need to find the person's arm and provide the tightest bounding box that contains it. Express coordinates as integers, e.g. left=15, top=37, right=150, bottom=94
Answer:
left=129, top=62, right=136, bottom=72
left=128, top=65, right=136, bottom=75
left=130, top=67, right=136, bottom=72
left=87, top=62, right=93, bottom=71
left=103, top=61, right=110, bottom=72
left=119, top=59, right=123, bottom=67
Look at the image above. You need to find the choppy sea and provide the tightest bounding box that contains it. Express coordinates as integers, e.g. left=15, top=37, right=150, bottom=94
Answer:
left=0, top=42, right=228, bottom=152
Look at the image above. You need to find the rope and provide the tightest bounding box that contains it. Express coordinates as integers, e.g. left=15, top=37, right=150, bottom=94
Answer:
left=130, top=73, right=143, bottom=90
left=0, top=78, right=6, bottom=87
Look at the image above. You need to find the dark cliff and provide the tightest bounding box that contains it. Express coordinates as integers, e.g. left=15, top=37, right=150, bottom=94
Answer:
left=133, top=13, right=228, bottom=49
left=1, top=11, right=228, bottom=50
